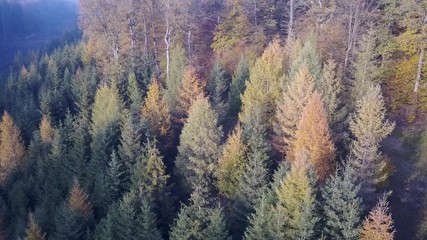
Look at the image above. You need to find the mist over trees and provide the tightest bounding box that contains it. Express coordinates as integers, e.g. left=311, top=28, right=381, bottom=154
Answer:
left=0, top=0, right=426, bottom=239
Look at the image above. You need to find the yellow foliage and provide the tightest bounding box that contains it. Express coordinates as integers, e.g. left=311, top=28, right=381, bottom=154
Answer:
left=39, top=115, right=55, bottom=144
left=68, top=178, right=92, bottom=219
left=0, top=112, right=25, bottom=184
left=176, top=66, right=205, bottom=122
left=141, top=79, right=171, bottom=137
left=360, top=196, right=395, bottom=240
left=216, top=123, right=247, bottom=198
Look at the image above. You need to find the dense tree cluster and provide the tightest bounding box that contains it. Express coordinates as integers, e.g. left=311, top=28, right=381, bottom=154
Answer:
left=4, top=0, right=427, bottom=238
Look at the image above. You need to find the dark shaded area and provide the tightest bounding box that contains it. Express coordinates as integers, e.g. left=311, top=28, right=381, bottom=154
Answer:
left=0, top=0, right=78, bottom=73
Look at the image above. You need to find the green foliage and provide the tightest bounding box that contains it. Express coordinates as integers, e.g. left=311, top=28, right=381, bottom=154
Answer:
left=321, top=162, right=362, bottom=240
left=228, top=56, right=250, bottom=116
left=175, top=96, right=222, bottom=193
left=289, top=37, right=322, bottom=82
left=166, top=43, right=187, bottom=113
left=208, top=59, right=230, bottom=122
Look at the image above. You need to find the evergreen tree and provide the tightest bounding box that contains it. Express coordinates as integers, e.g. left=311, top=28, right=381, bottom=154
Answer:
left=141, top=78, right=171, bottom=138
left=136, top=199, right=163, bottom=240
left=175, top=96, right=222, bottom=193
left=166, top=43, right=187, bottom=113
left=239, top=39, right=284, bottom=129
left=208, top=59, right=230, bottom=122
left=106, top=150, right=125, bottom=201
left=349, top=85, right=395, bottom=206
left=289, top=37, right=322, bottom=82
left=293, top=92, right=335, bottom=181
left=274, top=66, right=315, bottom=156
left=24, top=213, right=46, bottom=240
left=0, top=111, right=25, bottom=184
left=321, top=162, right=362, bottom=240
left=244, top=193, right=275, bottom=240
left=360, top=195, right=395, bottom=240
left=274, top=158, right=318, bottom=239
left=126, top=72, right=143, bottom=115
left=216, top=123, right=247, bottom=198
left=228, top=56, right=250, bottom=115
left=170, top=186, right=230, bottom=240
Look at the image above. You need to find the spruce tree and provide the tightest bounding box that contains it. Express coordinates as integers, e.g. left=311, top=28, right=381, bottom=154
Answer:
left=321, top=162, right=362, bottom=240
left=166, top=43, right=187, bottom=113
left=274, top=66, right=315, bottom=156
left=126, top=72, right=143, bottom=115
left=106, top=150, right=125, bottom=201
left=349, top=84, right=395, bottom=206
left=289, top=37, right=322, bottom=82
left=203, top=206, right=231, bottom=240
left=228, top=56, right=250, bottom=116
left=208, top=59, right=230, bottom=122
left=136, top=199, right=163, bottom=240
left=175, top=96, right=222, bottom=193
left=244, top=194, right=275, bottom=240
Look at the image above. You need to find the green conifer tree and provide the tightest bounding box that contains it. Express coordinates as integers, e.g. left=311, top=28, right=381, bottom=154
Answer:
left=208, top=59, right=230, bottom=122
left=228, top=56, right=250, bottom=116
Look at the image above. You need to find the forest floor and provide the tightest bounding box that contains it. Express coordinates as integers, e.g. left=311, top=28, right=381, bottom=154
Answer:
left=383, top=121, right=426, bottom=239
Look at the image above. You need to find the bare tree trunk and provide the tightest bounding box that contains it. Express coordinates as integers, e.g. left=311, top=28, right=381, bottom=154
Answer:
left=344, top=9, right=354, bottom=70
left=127, top=16, right=136, bottom=57
left=414, top=11, right=427, bottom=93
left=187, top=30, right=192, bottom=57
left=287, top=0, right=294, bottom=41
left=143, top=14, right=149, bottom=53
left=165, top=24, right=172, bottom=82
left=253, top=0, right=258, bottom=26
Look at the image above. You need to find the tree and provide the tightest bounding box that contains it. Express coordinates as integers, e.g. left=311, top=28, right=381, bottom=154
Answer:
left=216, top=124, right=247, bottom=198
left=293, top=92, right=335, bottom=181
left=175, top=96, right=222, bottom=193
left=239, top=39, right=284, bottom=129
left=39, top=115, right=55, bottom=144
left=141, top=78, right=171, bottom=138
left=24, top=213, right=46, bottom=240
left=274, top=66, right=315, bottom=155
left=274, top=157, right=318, bottom=239
left=166, top=43, right=187, bottom=113
left=360, top=195, right=396, bottom=240
left=126, top=72, right=143, bottom=115
left=0, top=111, right=25, bottom=184
left=289, top=37, right=322, bottom=82
left=106, top=151, right=126, bottom=201
left=138, top=143, right=169, bottom=197
left=175, top=65, right=205, bottom=122
left=53, top=179, right=93, bottom=240
left=208, top=59, right=230, bottom=122
left=170, top=186, right=230, bottom=240
left=136, top=199, right=163, bottom=240
left=321, top=162, right=362, bottom=240
left=228, top=56, right=250, bottom=115
left=349, top=85, right=395, bottom=206
left=244, top=193, right=275, bottom=240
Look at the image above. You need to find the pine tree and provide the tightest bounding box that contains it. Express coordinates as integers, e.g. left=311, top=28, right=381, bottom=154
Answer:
left=274, top=66, right=315, bottom=156
left=208, top=59, right=230, bottom=122
left=24, top=213, right=46, bottom=240
left=141, top=78, right=171, bottom=138
left=203, top=206, right=231, bottom=240
left=244, top=193, right=275, bottom=240
left=293, top=92, right=335, bottom=181
left=175, top=96, right=222, bottom=193
left=228, top=56, right=250, bottom=115
left=175, top=65, right=205, bottom=122
left=39, top=115, right=55, bottom=144
left=107, top=150, right=125, bottom=201
left=274, top=157, right=318, bottom=239
left=110, top=194, right=136, bottom=240
left=239, top=39, right=284, bottom=129
left=0, top=111, right=25, bottom=184
left=321, top=162, right=362, bottom=240
left=360, top=196, right=395, bottom=240
left=349, top=84, right=395, bottom=206
left=216, top=123, right=247, bottom=198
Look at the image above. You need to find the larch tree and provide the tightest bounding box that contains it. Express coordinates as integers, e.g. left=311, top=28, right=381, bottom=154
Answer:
left=39, top=115, right=55, bottom=144
left=321, top=162, right=362, bottom=240
left=274, top=157, right=318, bottom=240
left=293, top=91, right=335, bottom=181
left=274, top=66, right=315, bottom=156
left=228, top=56, right=250, bottom=116
left=349, top=84, right=395, bottom=206
left=141, top=78, right=171, bottom=138
left=175, top=65, right=205, bottom=122
left=174, top=96, right=222, bottom=193
left=239, top=39, right=285, bottom=129
left=216, top=123, right=247, bottom=199
left=24, top=213, right=46, bottom=240
left=0, top=111, right=25, bottom=184
left=360, top=196, right=396, bottom=240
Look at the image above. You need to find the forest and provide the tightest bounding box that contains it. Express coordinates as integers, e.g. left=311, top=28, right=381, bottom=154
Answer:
left=0, top=0, right=426, bottom=239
